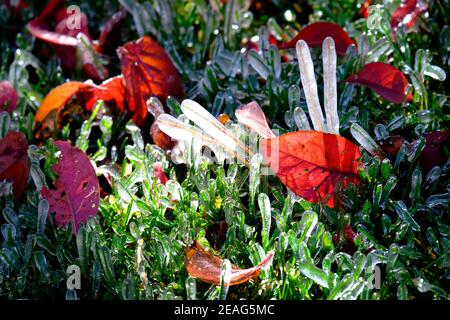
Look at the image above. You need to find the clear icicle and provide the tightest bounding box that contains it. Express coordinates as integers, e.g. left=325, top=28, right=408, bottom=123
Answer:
left=296, top=40, right=326, bottom=132
left=322, top=37, right=339, bottom=134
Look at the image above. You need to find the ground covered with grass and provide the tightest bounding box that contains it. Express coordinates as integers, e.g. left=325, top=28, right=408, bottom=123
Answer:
left=0, top=0, right=449, bottom=300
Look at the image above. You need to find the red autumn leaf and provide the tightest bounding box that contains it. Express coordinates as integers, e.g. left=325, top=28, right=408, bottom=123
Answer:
left=97, top=8, right=128, bottom=55
left=41, top=140, right=99, bottom=234
left=419, top=130, right=449, bottom=174
left=360, top=0, right=372, bottom=19
left=185, top=241, right=274, bottom=286
left=344, top=62, right=411, bottom=104
left=150, top=122, right=176, bottom=151
left=280, top=22, right=356, bottom=55
left=35, top=81, right=93, bottom=123
left=0, top=81, right=18, bottom=113
left=27, top=0, right=108, bottom=81
left=0, top=131, right=29, bottom=200
left=153, top=162, right=168, bottom=185
left=260, top=131, right=361, bottom=208
left=378, top=135, right=405, bottom=159
left=117, top=36, right=184, bottom=126
left=235, top=101, right=276, bottom=139
left=391, top=0, right=427, bottom=31
left=82, top=75, right=125, bottom=112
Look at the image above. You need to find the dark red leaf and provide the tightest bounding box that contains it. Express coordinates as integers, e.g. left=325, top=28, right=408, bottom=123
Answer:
left=117, top=36, right=184, bottom=126
left=391, top=0, right=427, bottom=31
left=0, top=81, right=18, bottom=113
left=185, top=241, right=274, bottom=286
left=345, top=62, right=411, bottom=104
left=27, top=0, right=108, bottom=81
left=150, top=121, right=175, bottom=151
left=41, top=141, right=99, bottom=234
left=97, top=8, right=128, bottom=55
left=260, top=131, right=361, bottom=208
left=0, top=131, right=29, bottom=200
left=280, top=22, right=356, bottom=55
left=82, top=75, right=125, bottom=112
left=419, top=131, right=449, bottom=174
left=378, top=135, right=405, bottom=159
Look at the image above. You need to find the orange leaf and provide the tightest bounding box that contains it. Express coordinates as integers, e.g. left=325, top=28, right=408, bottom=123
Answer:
left=260, top=131, right=361, bottom=208
left=117, top=36, right=184, bottom=126
left=0, top=132, right=29, bottom=200
left=35, top=81, right=92, bottom=122
left=82, top=76, right=125, bottom=112
left=185, top=241, right=274, bottom=286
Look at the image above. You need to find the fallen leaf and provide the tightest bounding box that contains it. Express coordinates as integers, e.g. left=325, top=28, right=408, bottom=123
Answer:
left=260, top=131, right=361, bottom=208
left=419, top=130, right=449, bottom=174
left=97, top=8, right=128, bottom=54
left=0, top=81, right=18, bottom=113
left=117, top=36, right=184, bottom=125
left=391, top=0, right=427, bottom=32
left=153, top=162, right=168, bottom=185
left=185, top=241, right=274, bottom=286
left=35, top=81, right=93, bottom=123
left=378, top=135, right=405, bottom=159
left=82, top=75, right=125, bottom=112
left=360, top=0, right=372, bottom=18
left=150, top=122, right=176, bottom=151
left=0, top=131, right=29, bottom=200
left=41, top=140, right=99, bottom=234
left=27, top=0, right=108, bottom=81
left=344, top=62, right=411, bottom=104
left=280, top=22, right=356, bottom=55
left=235, top=101, right=276, bottom=139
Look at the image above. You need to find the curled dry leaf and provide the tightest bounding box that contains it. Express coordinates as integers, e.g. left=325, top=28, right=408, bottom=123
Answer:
left=82, top=75, right=125, bottom=111
left=0, top=81, right=18, bottom=113
left=280, top=22, right=356, bottom=55
left=391, top=0, right=427, bottom=32
left=345, top=62, right=411, bottom=104
left=235, top=101, right=276, bottom=139
left=117, top=36, right=184, bottom=126
left=260, top=131, right=361, bottom=208
left=27, top=0, right=107, bottom=81
left=0, top=131, right=29, bottom=200
left=185, top=241, right=274, bottom=286
left=41, top=140, right=99, bottom=234
left=35, top=81, right=93, bottom=123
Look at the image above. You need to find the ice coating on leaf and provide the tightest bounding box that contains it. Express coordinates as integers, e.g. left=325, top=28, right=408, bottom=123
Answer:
left=184, top=241, right=274, bottom=286
left=235, top=101, right=276, bottom=139
left=350, top=123, right=384, bottom=157
left=322, top=37, right=339, bottom=135
left=181, top=99, right=240, bottom=151
left=296, top=40, right=325, bottom=132
left=41, top=141, right=99, bottom=234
